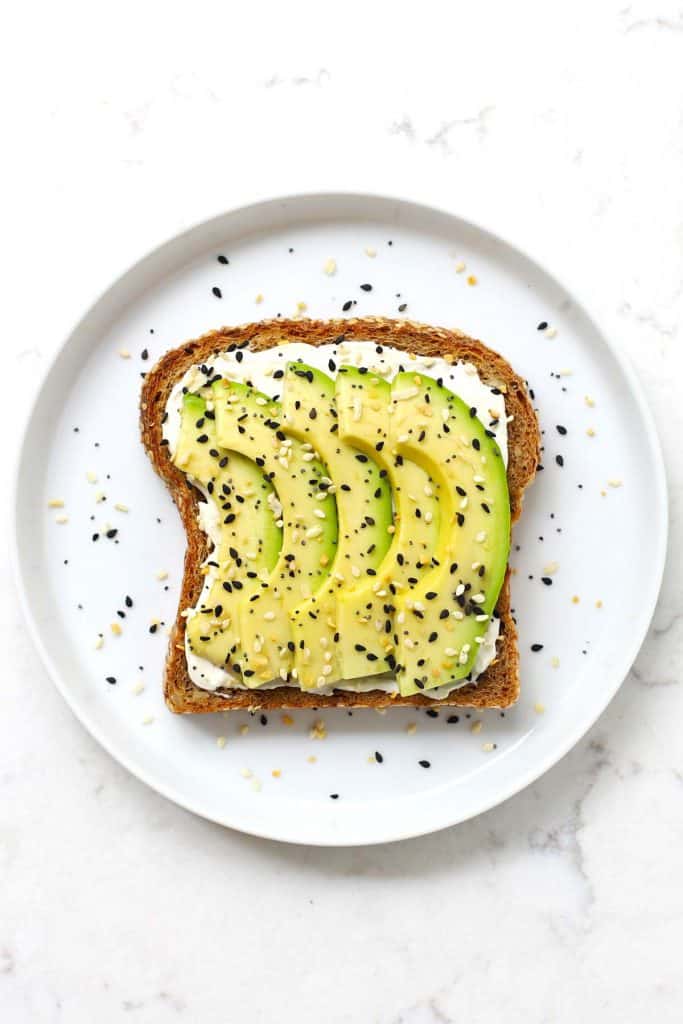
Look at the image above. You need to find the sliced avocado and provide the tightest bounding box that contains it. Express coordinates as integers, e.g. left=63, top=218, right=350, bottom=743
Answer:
left=173, top=393, right=282, bottom=676
left=335, top=367, right=442, bottom=680
left=390, top=371, right=510, bottom=694
left=281, top=362, right=392, bottom=686
left=212, top=378, right=337, bottom=687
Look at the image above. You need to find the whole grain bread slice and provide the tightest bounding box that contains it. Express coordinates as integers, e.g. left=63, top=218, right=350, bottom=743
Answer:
left=140, top=317, right=539, bottom=713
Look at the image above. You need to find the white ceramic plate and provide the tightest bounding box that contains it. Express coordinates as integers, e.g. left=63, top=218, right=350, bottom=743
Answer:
left=13, top=193, right=667, bottom=845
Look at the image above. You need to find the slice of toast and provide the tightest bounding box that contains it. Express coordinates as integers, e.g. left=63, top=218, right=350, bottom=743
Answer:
left=140, top=317, right=539, bottom=713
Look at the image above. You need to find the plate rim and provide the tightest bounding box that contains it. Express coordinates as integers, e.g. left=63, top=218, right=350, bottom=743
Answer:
left=11, top=189, right=669, bottom=846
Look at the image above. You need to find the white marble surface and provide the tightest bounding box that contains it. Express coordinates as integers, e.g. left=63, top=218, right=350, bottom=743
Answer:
left=2, top=1, right=682, bottom=1020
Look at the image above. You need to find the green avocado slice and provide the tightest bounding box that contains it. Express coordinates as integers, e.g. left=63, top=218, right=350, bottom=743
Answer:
left=173, top=393, right=282, bottom=679
left=212, top=378, right=337, bottom=688
left=281, top=362, right=393, bottom=686
left=335, top=366, right=442, bottom=681
left=390, top=371, right=510, bottom=694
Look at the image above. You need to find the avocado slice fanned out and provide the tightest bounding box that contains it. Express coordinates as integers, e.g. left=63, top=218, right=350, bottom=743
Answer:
left=281, top=362, right=393, bottom=686
left=212, top=378, right=337, bottom=688
left=390, top=371, right=510, bottom=694
left=335, top=367, right=442, bottom=680
left=173, top=393, right=282, bottom=678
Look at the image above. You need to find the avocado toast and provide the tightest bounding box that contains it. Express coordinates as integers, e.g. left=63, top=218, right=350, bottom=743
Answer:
left=140, top=317, right=539, bottom=712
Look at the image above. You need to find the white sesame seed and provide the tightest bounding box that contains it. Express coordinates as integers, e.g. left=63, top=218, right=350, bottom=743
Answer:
left=263, top=611, right=276, bottom=621
left=114, top=502, right=129, bottom=513
left=364, top=247, right=377, bottom=258
left=393, top=387, right=419, bottom=402
left=323, top=258, right=337, bottom=276
left=47, top=498, right=65, bottom=508
left=118, top=349, right=131, bottom=359
left=86, top=471, right=98, bottom=484
left=55, top=515, right=69, bottom=524
left=217, top=736, right=227, bottom=748
left=475, top=531, right=487, bottom=543
left=313, top=508, right=326, bottom=519
left=305, top=526, right=323, bottom=539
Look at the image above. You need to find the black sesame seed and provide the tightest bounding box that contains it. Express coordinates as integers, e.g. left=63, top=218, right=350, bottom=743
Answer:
left=212, top=286, right=222, bottom=298
left=342, top=300, right=353, bottom=312
left=125, top=595, right=133, bottom=608
left=531, top=643, right=544, bottom=652
left=330, top=793, right=339, bottom=799
left=398, top=303, right=407, bottom=313
left=541, top=577, right=553, bottom=586
left=556, top=425, right=567, bottom=436
left=426, top=709, right=439, bottom=719
left=556, top=454, right=564, bottom=467
left=447, top=715, right=459, bottom=724
left=217, top=254, right=229, bottom=264
left=418, top=760, right=431, bottom=769
left=106, top=676, right=117, bottom=685
left=374, top=751, right=383, bottom=763
left=537, top=321, right=548, bottom=331
left=360, top=283, right=372, bottom=292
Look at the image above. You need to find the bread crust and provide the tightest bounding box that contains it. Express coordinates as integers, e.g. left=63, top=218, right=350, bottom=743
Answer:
left=139, top=318, right=539, bottom=712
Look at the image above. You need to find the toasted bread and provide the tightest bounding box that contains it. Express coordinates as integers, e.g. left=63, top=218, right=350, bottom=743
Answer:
left=140, top=318, right=539, bottom=712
